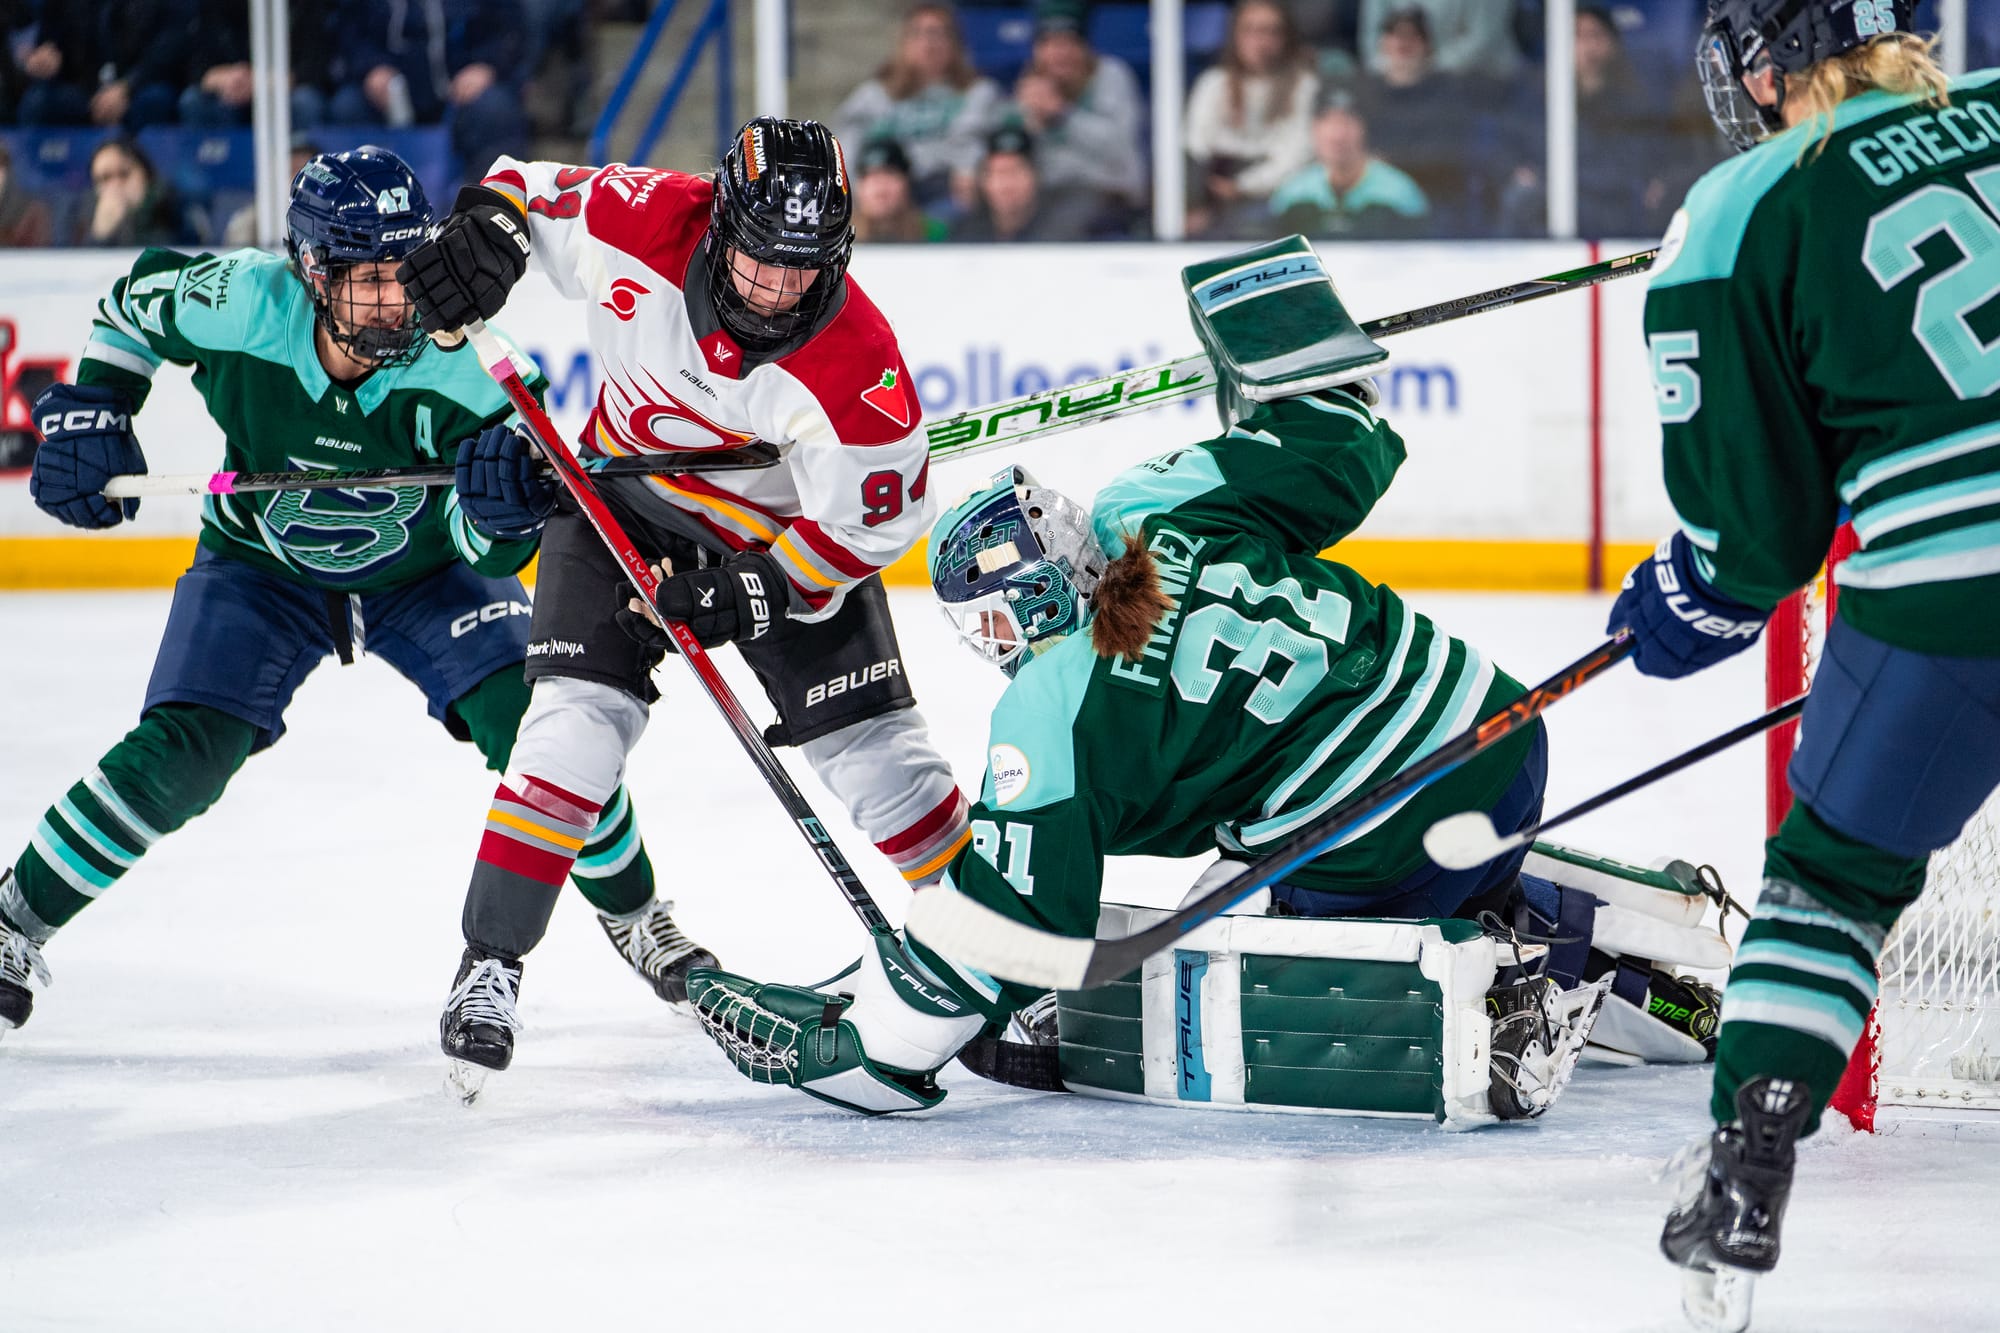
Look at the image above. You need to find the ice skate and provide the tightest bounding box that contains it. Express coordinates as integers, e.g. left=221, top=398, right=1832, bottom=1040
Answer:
left=439, top=945, right=524, bottom=1106
left=1486, top=973, right=1610, bottom=1120
left=597, top=898, right=716, bottom=1006
left=1661, top=1076, right=1810, bottom=1333
left=0, top=879, right=52, bottom=1040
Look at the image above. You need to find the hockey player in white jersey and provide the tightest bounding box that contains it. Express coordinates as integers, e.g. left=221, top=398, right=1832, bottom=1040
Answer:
left=396, top=118, right=971, bottom=1088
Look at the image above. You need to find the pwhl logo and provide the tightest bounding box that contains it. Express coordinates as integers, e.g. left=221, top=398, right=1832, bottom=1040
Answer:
left=601, top=278, right=649, bottom=321
left=0, top=318, right=72, bottom=471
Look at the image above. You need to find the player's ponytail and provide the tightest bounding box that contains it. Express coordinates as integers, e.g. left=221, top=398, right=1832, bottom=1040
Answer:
left=1090, top=539, right=1174, bottom=664
left=1789, top=32, right=1949, bottom=158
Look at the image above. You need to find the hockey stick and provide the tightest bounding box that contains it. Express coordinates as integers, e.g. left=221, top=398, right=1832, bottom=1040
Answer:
left=1424, top=692, right=1808, bottom=871
left=101, top=442, right=781, bottom=499
left=922, top=247, right=1659, bottom=464
left=905, top=632, right=1638, bottom=990
left=456, top=319, right=893, bottom=937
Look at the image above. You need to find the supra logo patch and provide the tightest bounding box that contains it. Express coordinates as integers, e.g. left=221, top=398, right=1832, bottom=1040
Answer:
left=860, top=368, right=911, bottom=427
left=989, top=743, right=1030, bottom=805
left=601, top=277, right=649, bottom=321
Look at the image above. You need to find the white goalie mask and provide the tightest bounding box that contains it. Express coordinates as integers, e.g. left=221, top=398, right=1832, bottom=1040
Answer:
left=927, top=466, right=1106, bottom=677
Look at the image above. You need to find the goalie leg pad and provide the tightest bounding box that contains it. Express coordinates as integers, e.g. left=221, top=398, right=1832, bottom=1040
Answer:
left=687, top=933, right=985, bottom=1115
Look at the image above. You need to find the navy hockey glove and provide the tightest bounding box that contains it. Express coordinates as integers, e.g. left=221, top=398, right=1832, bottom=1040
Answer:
left=615, top=551, right=786, bottom=650
left=395, top=185, right=530, bottom=339
left=29, top=382, right=144, bottom=530
left=1608, top=531, right=1768, bottom=679
left=454, top=424, right=556, bottom=540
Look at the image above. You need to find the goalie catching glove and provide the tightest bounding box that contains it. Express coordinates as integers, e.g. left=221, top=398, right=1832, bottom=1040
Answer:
left=686, top=932, right=986, bottom=1115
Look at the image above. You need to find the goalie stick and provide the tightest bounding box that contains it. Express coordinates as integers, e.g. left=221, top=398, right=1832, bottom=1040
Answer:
left=1424, top=693, right=1808, bottom=871
left=100, top=442, right=781, bottom=499
left=904, top=633, right=1638, bottom=990
left=456, top=320, right=894, bottom=940
left=921, top=247, right=1658, bottom=465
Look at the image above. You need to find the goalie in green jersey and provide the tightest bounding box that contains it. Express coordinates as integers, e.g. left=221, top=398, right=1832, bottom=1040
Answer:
left=0, top=147, right=714, bottom=1073
left=684, top=239, right=1732, bottom=1124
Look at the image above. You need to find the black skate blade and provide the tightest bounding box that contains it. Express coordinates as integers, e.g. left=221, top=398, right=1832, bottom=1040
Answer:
left=1681, top=1264, right=1756, bottom=1333
left=446, top=1059, right=491, bottom=1107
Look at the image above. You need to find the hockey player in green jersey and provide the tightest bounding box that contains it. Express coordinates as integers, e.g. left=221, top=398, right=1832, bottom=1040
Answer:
left=1605, top=5, right=2000, bottom=1327
left=0, top=147, right=714, bottom=1072
left=682, top=239, right=1727, bottom=1120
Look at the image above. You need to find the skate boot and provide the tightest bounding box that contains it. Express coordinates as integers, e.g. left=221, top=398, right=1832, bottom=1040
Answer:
left=1485, top=972, right=1611, bottom=1120
left=597, top=898, right=716, bottom=1006
left=1661, top=1075, right=1811, bottom=1333
left=957, top=989, right=1067, bottom=1092
left=0, top=880, right=52, bottom=1039
left=440, top=944, right=524, bottom=1105
left=1644, top=968, right=1722, bottom=1060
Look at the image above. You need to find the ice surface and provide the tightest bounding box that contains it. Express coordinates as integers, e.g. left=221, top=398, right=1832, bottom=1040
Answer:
left=2, top=588, right=1995, bottom=1333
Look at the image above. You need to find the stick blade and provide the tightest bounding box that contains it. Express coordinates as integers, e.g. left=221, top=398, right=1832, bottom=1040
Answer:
left=1422, top=812, right=1517, bottom=870
left=904, top=887, right=1094, bottom=991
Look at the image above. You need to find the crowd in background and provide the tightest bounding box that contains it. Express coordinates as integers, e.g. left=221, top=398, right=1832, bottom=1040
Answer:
left=0, top=0, right=1987, bottom=250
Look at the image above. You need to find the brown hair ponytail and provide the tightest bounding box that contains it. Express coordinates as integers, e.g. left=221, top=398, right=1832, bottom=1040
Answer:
left=1089, top=540, right=1175, bottom=662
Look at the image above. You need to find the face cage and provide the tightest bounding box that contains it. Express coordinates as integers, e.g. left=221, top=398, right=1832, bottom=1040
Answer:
left=298, top=248, right=425, bottom=368
left=940, top=591, right=1033, bottom=676
left=1698, top=25, right=1785, bottom=153
left=708, top=234, right=848, bottom=348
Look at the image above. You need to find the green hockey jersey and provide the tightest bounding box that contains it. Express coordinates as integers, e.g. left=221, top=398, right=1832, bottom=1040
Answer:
left=1645, top=70, right=2000, bottom=656
left=939, top=387, right=1535, bottom=962
left=77, top=247, right=542, bottom=591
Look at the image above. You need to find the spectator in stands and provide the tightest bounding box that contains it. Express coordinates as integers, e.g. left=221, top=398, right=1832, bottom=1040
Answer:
left=328, top=0, right=531, bottom=176
left=1268, top=96, right=1428, bottom=239
left=75, top=136, right=195, bottom=247
left=180, top=1, right=337, bottom=131
left=1184, top=0, right=1318, bottom=239
left=1008, top=1, right=1145, bottom=215
left=854, top=138, right=949, bottom=244
left=1352, top=8, right=1478, bottom=234
left=952, top=124, right=1103, bottom=243
left=13, top=0, right=195, bottom=132
left=835, top=4, right=1004, bottom=208
left=220, top=135, right=322, bottom=249
left=0, top=140, right=54, bottom=248
left=1358, top=0, right=1520, bottom=79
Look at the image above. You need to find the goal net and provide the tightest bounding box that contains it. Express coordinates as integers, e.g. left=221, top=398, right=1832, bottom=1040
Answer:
left=1770, top=531, right=2000, bottom=1129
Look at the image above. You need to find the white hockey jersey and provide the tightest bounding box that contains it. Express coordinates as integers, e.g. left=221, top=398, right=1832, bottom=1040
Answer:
left=482, top=156, right=930, bottom=619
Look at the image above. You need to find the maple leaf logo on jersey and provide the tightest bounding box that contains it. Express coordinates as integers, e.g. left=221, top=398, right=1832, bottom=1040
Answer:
left=602, top=278, right=650, bottom=321
left=860, top=369, right=912, bottom=428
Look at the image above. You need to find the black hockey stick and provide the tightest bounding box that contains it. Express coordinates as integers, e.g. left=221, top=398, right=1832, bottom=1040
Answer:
left=904, top=632, right=1638, bottom=990
left=458, top=320, right=893, bottom=938
left=1425, top=692, right=1808, bottom=870
left=101, top=442, right=781, bottom=499
left=923, top=247, right=1660, bottom=463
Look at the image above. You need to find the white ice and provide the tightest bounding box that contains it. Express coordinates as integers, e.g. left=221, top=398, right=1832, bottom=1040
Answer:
left=2, top=588, right=1994, bottom=1333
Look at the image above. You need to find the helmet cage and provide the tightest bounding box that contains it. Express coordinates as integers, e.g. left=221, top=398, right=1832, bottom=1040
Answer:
left=285, top=147, right=433, bottom=368
left=1699, top=1, right=1919, bottom=152
left=706, top=119, right=855, bottom=348
left=292, top=241, right=426, bottom=368
left=1697, top=21, right=1785, bottom=152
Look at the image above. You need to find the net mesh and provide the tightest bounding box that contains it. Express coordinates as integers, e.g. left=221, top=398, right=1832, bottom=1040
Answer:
left=1780, top=546, right=2000, bottom=1114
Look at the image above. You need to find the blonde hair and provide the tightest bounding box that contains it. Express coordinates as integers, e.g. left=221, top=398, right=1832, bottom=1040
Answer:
left=1789, top=32, right=1950, bottom=157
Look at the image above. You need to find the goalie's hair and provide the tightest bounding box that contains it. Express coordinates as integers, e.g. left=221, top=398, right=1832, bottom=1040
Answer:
left=1090, top=537, right=1175, bottom=663
left=1790, top=32, right=1949, bottom=159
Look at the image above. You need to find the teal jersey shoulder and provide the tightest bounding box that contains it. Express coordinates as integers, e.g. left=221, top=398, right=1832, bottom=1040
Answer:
left=1644, top=69, right=2000, bottom=654
left=939, top=389, right=1531, bottom=988
left=76, top=247, right=542, bottom=590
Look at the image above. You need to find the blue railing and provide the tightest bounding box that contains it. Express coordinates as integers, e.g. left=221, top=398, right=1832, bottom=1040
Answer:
left=590, top=0, right=735, bottom=169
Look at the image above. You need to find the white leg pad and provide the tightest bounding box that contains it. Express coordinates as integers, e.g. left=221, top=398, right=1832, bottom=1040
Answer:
left=504, top=676, right=650, bottom=807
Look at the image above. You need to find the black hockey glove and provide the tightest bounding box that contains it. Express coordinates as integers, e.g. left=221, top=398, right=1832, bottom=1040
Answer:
left=615, top=551, right=786, bottom=650
left=395, top=185, right=531, bottom=340
left=30, top=382, right=144, bottom=529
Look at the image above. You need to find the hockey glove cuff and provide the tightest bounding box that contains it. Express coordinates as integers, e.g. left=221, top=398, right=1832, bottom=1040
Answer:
left=619, top=551, right=786, bottom=650
left=454, top=424, right=556, bottom=541
left=396, top=184, right=531, bottom=339
left=1608, top=531, right=1768, bottom=679
left=30, top=382, right=144, bottom=530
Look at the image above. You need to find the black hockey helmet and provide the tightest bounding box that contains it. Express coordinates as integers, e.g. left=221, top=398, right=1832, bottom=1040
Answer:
left=1699, top=0, right=1919, bottom=151
left=286, top=145, right=434, bottom=366
left=706, top=117, right=854, bottom=348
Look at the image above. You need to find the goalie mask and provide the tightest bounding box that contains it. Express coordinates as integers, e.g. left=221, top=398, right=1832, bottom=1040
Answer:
left=285, top=145, right=433, bottom=367
left=930, top=466, right=1105, bottom=678
left=1699, top=0, right=1918, bottom=151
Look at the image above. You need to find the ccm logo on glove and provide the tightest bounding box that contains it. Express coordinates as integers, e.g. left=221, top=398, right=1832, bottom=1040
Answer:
left=40, top=408, right=132, bottom=435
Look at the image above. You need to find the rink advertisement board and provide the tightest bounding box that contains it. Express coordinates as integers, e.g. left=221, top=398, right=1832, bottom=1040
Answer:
left=0, top=242, right=1669, bottom=589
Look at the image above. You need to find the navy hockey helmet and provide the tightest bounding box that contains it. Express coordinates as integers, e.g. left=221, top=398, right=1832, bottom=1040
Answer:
left=707, top=117, right=855, bottom=348
left=286, top=145, right=435, bottom=367
left=1699, top=0, right=1919, bottom=150
left=930, top=466, right=1105, bottom=678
